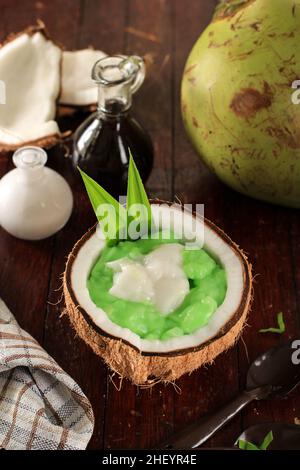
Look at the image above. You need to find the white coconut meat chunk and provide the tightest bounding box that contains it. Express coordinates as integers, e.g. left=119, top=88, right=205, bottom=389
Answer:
left=107, top=244, right=189, bottom=314
left=0, top=31, right=61, bottom=147
left=60, top=49, right=106, bottom=106
left=153, top=276, right=189, bottom=315
left=109, top=260, right=155, bottom=304
left=71, top=204, right=246, bottom=353
left=144, top=244, right=186, bottom=281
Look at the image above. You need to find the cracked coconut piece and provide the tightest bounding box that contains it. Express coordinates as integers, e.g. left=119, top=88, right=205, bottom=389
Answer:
left=0, top=26, right=62, bottom=151
left=60, top=49, right=106, bottom=106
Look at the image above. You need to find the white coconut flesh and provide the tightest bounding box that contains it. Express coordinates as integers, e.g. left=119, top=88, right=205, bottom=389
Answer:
left=60, top=49, right=106, bottom=106
left=107, top=244, right=190, bottom=315
left=0, top=32, right=61, bottom=146
left=71, top=204, right=245, bottom=353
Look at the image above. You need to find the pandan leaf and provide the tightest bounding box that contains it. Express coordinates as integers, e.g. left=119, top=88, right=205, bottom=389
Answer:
left=259, top=312, right=286, bottom=334
left=126, top=150, right=152, bottom=237
left=238, top=431, right=273, bottom=451
left=78, top=167, right=127, bottom=244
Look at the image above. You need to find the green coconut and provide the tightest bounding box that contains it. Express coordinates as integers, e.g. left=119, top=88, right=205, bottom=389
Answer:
left=181, top=0, right=300, bottom=207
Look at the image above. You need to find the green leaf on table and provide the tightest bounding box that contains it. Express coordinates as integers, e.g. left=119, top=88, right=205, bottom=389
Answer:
left=78, top=167, right=127, bottom=244
left=126, top=150, right=152, bottom=237
left=238, top=431, right=273, bottom=451
left=238, top=439, right=260, bottom=451
left=259, top=312, right=286, bottom=334
left=260, top=431, right=274, bottom=450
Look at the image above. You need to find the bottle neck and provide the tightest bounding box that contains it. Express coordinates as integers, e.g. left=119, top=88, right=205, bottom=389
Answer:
left=13, top=146, right=47, bottom=183
left=97, top=82, right=132, bottom=117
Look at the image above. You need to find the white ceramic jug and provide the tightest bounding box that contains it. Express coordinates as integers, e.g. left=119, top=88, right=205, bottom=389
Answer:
left=0, top=146, right=73, bottom=240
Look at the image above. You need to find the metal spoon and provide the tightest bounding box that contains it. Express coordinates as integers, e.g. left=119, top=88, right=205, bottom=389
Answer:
left=235, top=422, right=300, bottom=450
left=160, top=339, right=300, bottom=449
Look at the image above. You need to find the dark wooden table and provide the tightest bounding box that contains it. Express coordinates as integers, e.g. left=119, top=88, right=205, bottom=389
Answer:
left=0, top=0, right=299, bottom=450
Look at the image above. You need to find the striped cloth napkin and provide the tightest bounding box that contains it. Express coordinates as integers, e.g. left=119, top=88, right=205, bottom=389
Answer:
left=0, top=299, right=94, bottom=450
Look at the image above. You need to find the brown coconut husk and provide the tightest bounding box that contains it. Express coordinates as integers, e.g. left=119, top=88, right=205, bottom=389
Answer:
left=0, top=21, right=50, bottom=47
left=63, top=211, right=252, bottom=386
left=0, top=131, right=71, bottom=154
left=0, top=21, right=66, bottom=154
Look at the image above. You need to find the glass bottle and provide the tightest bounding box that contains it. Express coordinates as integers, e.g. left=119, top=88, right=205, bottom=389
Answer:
left=72, top=55, right=154, bottom=196
left=0, top=146, right=73, bottom=240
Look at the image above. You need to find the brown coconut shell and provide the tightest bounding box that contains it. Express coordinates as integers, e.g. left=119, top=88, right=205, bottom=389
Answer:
left=0, top=21, right=66, bottom=154
left=63, top=210, right=252, bottom=386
